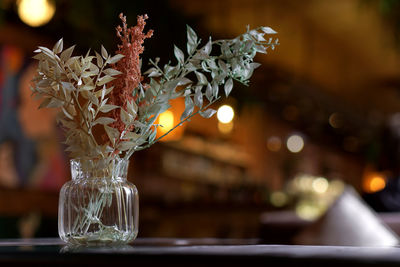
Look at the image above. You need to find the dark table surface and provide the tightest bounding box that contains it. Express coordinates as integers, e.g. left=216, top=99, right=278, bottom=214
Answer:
left=1, top=238, right=400, bottom=267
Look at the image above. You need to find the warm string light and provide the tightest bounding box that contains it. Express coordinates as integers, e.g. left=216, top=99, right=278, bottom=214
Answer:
left=158, top=110, right=174, bottom=133
left=363, top=172, right=387, bottom=193
left=312, top=177, right=329, bottom=194
left=217, top=105, right=234, bottom=124
left=17, top=0, right=55, bottom=27
left=286, top=134, right=304, bottom=153
left=217, top=105, right=235, bottom=134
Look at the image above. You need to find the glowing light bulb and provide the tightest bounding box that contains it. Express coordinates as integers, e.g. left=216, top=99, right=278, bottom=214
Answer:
left=217, top=105, right=234, bottom=124
left=286, top=134, right=304, bottom=153
left=17, top=0, right=56, bottom=27
left=312, top=177, right=329, bottom=194
left=363, top=172, right=387, bottom=193
left=159, top=110, right=174, bottom=132
left=369, top=176, right=386, bottom=193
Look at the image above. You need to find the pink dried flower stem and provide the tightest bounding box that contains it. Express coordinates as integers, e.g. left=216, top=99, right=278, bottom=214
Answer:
left=109, top=13, right=153, bottom=136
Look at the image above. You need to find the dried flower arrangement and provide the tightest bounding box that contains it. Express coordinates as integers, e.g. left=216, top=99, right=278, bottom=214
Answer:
left=32, top=13, right=279, bottom=245
left=32, top=13, right=278, bottom=162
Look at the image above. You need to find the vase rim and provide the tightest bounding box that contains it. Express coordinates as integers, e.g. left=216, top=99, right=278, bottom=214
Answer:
left=70, top=157, right=129, bottom=163
left=70, top=157, right=129, bottom=180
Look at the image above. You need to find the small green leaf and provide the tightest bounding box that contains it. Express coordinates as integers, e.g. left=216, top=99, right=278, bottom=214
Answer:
left=205, top=83, right=213, bottom=101
left=95, top=51, right=103, bottom=67
left=117, top=141, right=136, bottom=151
left=100, top=104, right=119, bottom=113
left=120, top=108, right=134, bottom=125
left=46, top=98, right=64, bottom=108
left=60, top=45, right=75, bottom=62
left=103, top=68, right=122, bottom=76
left=181, top=96, right=194, bottom=120
left=107, top=54, right=125, bottom=64
left=87, top=92, right=99, bottom=106
left=187, top=25, right=198, bottom=54
left=149, top=130, right=157, bottom=143
left=200, top=108, right=216, bottom=118
left=81, top=84, right=96, bottom=91
left=101, top=45, right=108, bottom=59
left=53, top=38, right=63, bottom=54
left=61, top=81, right=76, bottom=91
left=187, top=25, right=198, bottom=45
left=195, top=71, right=208, bottom=85
left=104, top=125, right=119, bottom=145
left=194, top=87, right=203, bottom=108
left=174, top=45, right=185, bottom=63
left=97, top=75, right=115, bottom=86
left=212, top=82, right=219, bottom=98
left=262, top=26, right=277, bottom=34
left=202, top=37, right=212, bottom=55
left=224, top=78, right=233, bottom=97
left=94, top=117, right=115, bottom=125
left=61, top=106, right=74, bottom=120
left=144, top=67, right=161, bottom=77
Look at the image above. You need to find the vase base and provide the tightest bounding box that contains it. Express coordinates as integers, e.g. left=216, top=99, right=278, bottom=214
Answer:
left=61, top=230, right=137, bottom=246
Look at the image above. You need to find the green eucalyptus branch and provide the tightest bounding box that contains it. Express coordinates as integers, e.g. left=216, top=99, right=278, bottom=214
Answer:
left=31, top=19, right=278, bottom=161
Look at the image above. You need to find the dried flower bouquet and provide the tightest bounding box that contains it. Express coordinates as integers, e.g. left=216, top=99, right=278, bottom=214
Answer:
left=32, top=13, right=278, bottom=162
left=32, top=14, right=278, bottom=244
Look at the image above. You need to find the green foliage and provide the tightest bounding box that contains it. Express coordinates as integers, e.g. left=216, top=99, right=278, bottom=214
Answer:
left=32, top=24, right=278, bottom=160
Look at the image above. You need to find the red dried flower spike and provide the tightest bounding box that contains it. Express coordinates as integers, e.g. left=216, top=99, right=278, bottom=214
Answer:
left=109, top=13, right=153, bottom=134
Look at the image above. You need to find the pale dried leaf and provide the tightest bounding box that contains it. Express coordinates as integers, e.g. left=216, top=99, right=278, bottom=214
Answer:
left=53, top=38, right=63, bottom=54
left=61, top=81, right=76, bottom=91
left=262, top=26, right=277, bottom=34
left=224, top=78, right=233, bottom=96
left=104, top=125, right=119, bottom=145
left=60, top=45, right=75, bottom=62
left=101, top=45, right=108, bottom=59
left=200, top=108, right=216, bottom=118
left=97, top=75, right=115, bottom=86
left=174, top=45, right=184, bottom=63
left=117, top=141, right=136, bottom=151
left=100, top=104, right=119, bottom=113
left=95, top=51, right=103, bottom=67
left=181, top=96, right=194, bottom=120
left=103, top=68, right=122, bottom=76
left=62, top=106, right=74, bottom=120
left=94, top=117, right=115, bottom=125
left=120, top=108, right=134, bottom=125
left=107, top=54, right=124, bottom=64
left=195, top=71, right=208, bottom=85
left=194, top=87, right=203, bottom=108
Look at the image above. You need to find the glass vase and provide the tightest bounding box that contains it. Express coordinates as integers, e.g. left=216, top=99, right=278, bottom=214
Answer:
left=58, top=158, right=138, bottom=246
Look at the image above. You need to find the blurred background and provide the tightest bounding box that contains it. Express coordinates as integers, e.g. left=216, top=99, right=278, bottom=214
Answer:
left=2, top=0, right=400, bottom=245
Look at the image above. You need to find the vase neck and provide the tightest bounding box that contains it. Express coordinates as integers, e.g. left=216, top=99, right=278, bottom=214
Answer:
left=70, top=158, right=129, bottom=180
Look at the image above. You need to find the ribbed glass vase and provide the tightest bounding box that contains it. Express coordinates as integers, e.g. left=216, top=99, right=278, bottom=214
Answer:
left=58, top=158, right=138, bottom=246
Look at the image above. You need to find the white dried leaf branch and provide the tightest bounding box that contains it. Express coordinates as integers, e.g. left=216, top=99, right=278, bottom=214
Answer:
left=32, top=24, right=278, bottom=161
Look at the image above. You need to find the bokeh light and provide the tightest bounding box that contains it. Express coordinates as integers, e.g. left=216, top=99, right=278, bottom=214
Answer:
left=217, top=105, right=234, bottom=124
left=312, top=177, right=329, bottom=194
left=159, top=110, right=175, bottom=133
left=295, top=201, right=322, bottom=220
left=270, top=191, right=288, bottom=207
left=329, top=112, right=343, bottom=128
left=17, top=0, right=56, bottom=27
left=363, top=174, right=386, bottom=193
left=267, top=136, right=282, bottom=152
left=286, top=134, right=304, bottom=153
